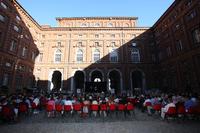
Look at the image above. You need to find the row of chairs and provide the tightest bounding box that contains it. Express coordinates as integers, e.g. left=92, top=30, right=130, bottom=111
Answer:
left=166, top=105, right=200, bottom=119
left=46, top=103, right=135, bottom=117
left=145, top=102, right=200, bottom=120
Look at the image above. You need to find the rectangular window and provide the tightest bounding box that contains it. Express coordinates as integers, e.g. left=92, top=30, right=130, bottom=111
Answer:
left=95, top=42, right=99, bottom=47
left=38, top=53, right=43, bottom=62
left=57, top=41, right=61, bottom=47
left=77, top=42, right=82, bottom=47
left=151, top=54, right=156, bottom=62
left=55, top=54, right=61, bottom=62
left=132, top=34, right=136, bottom=38
left=110, top=56, right=118, bottom=62
left=95, top=34, right=99, bottom=38
left=0, top=32, right=2, bottom=47
left=185, top=0, right=192, bottom=7
left=176, top=40, right=183, bottom=52
left=2, top=74, right=9, bottom=86
left=41, top=42, right=44, bottom=47
left=94, top=55, right=100, bottom=62
left=18, top=65, right=25, bottom=71
left=1, top=2, right=7, bottom=9
left=5, top=62, right=12, bottom=67
left=158, top=51, right=163, bottom=61
left=25, top=34, right=29, bottom=39
left=111, top=42, right=116, bottom=47
left=10, top=40, right=17, bottom=51
left=32, top=52, right=36, bottom=61
left=167, top=47, right=172, bottom=57
left=16, top=15, right=21, bottom=21
left=186, top=10, right=196, bottom=21
left=192, top=28, right=200, bottom=44
left=13, top=25, right=19, bottom=32
left=0, top=14, right=5, bottom=22
left=77, top=55, right=83, bottom=62
left=57, top=34, right=62, bottom=38
left=22, top=47, right=28, bottom=57
left=111, top=34, right=115, bottom=38
left=15, top=75, right=23, bottom=90
left=131, top=49, right=140, bottom=63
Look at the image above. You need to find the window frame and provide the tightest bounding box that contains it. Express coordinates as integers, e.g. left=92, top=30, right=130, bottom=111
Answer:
left=76, top=49, right=83, bottom=62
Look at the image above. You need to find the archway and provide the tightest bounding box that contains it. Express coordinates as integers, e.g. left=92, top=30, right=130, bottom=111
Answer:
left=108, top=70, right=121, bottom=95
left=131, top=70, right=143, bottom=95
left=51, top=70, right=62, bottom=92
left=74, top=70, right=85, bottom=94
left=91, top=70, right=103, bottom=82
left=85, top=70, right=106, bottom=93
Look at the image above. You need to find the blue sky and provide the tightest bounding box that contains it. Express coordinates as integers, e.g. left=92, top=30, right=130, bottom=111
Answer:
left=17, top=0, right=174, bottom=27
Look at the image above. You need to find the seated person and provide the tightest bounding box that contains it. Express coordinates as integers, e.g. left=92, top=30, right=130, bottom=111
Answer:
left=161, top=98, right=176, bottom=119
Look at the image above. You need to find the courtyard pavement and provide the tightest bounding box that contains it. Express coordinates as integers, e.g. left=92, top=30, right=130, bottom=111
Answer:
left=0, top=109, right=200, bottom=133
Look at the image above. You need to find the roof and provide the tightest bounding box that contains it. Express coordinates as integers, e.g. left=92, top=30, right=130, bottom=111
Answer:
left=56, top=16, right=138, bottom=21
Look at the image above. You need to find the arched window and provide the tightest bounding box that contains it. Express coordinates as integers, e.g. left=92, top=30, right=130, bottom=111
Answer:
left=81, top=23, right=87, bottom=27
left=124, top=23, right=129, bottom=27
left=108, top=23, right=113, bottom=27
left=93, top=49, right=100, bottom=62
left=95, top=23, right=100, bottom=27
left=110, top=49, right=118, bottom=62
left=54, top=49, right=61, bottom=63
left=76, top=49, right=83, bottom=62
left=131, top=48, right=140, bottom=63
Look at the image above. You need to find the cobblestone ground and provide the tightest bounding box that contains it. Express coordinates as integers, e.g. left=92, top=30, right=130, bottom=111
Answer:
left=0, top=109, right=200, bottom=133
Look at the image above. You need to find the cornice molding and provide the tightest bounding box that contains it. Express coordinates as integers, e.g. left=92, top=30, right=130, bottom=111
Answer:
left=13, top=0, right=42, bottom=29
left=42, top=27, right=149, bottom=31
left=56, top=17, right=138, bottom=21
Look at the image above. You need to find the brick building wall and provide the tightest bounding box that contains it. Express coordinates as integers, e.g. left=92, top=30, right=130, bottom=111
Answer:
left=0, top=0, right=39, bottom=93
left=152, top=0, right=200, bottom=93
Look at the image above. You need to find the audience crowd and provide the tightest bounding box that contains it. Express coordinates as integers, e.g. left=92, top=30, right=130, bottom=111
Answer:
left=0, top=91, right=200, bottom=123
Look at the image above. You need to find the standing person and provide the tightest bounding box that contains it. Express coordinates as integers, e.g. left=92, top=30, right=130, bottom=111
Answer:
left=32, top=96, right=40, bottom=114
left=143, top=96, right=152, bottom=115
left=82, top=97, right=90, bottom=118
left=91, top=97, right=99, bottom=117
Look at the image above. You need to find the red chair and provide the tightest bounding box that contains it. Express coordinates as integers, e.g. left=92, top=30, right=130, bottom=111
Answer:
left=153, top=104, right=162, bottom=112
left=197, top=105, right=200, bottom=114
left=100, top=104, right=107, bottom=111
left=145, top=102, right=152, bottom=107
left=46, top=104, right=54, bottom=112
left=177, top=105, right=185, bottom=114
left=165, top=107, right=177, bottom=120
left=118, top=104, right=126, bottom=111
left=127, top=103, right=135, bottom=116
left=19, top=103, right=28, bottom=113
left=117, top=104, right=126, bottom=117
left=64, top=105, right=72, bottom=111
left=55, top=104, right=63, bottom=112
left=108, top=103, right=116, bottom=117
left=91, top=104, right=99, bottom=111
left=127, top=103, right=134, bottom=111
left=109, top=104, right=116, bottom=111
left=31, top=102, right=37, bottom=109
left=1, top=105, right=14, bottom=121
left=73, top=103, right=82, bottom=111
